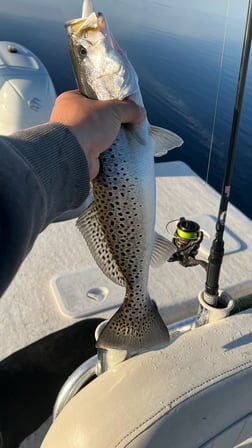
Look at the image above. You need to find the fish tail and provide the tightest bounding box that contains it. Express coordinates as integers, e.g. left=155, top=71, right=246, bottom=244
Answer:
left=96, top=296, right=169, bottom=355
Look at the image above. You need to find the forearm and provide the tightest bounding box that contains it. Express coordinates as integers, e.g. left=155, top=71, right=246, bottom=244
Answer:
left=0, top=122, right=90, bottom=297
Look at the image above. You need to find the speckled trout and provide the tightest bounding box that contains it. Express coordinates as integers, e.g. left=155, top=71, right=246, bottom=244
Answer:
left=65, top=0, right=183, bottom=356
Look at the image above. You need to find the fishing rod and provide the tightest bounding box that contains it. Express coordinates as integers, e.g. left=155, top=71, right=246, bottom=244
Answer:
left=203, top=0, right=252, bottom=307
left=167, top=0, right=252, bottom=309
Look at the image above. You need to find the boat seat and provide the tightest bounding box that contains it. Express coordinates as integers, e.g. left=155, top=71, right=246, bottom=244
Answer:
left=42, top=308, right=252, bottom=448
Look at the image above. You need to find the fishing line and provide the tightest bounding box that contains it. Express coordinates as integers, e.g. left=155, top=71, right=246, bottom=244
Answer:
left=205, top=0, right=231, bottom=184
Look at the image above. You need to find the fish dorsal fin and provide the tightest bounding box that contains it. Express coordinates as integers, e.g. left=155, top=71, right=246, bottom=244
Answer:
left=150, top=125, right=184, bottom=157
left=77, top=203, right=126, bottom=287
left=151, top=231, right=176, bottom=267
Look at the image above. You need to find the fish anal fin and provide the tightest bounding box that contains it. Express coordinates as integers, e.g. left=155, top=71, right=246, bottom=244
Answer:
left=150, top=125, right=184, bottom=157
left=96, top=297, right=170, bottom=355
left=151, top=231, right=176, bottom=267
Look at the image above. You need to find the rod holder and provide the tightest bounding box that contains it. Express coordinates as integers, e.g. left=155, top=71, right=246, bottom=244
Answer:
left=195, top=290, right=235, bottom=327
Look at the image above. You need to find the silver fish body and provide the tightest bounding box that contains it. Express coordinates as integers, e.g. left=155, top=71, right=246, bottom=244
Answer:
left=65, top=1, right=183, bottom=356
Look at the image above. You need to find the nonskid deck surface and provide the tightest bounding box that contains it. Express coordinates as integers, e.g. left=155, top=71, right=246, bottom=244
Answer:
left=1, top=161, right=252, bottom=359
left=1, top=161, right=252, bottom=447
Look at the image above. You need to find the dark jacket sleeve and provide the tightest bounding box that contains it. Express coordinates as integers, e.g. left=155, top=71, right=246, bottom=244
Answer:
left=0, top=122, right=90, bottom=297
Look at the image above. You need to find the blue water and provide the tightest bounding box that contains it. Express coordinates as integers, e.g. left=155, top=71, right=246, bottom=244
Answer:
left=1, top=0, right=252, bottom=217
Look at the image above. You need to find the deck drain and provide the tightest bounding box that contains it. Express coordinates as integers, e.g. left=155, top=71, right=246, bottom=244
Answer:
left=87, top=287, right=109, bottom=302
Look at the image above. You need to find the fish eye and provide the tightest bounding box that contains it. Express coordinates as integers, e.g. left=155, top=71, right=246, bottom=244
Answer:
left=78, top=45, right=87, bottom=57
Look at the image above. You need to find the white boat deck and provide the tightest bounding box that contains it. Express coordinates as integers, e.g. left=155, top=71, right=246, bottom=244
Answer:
left=1, top=160, right=252, bottom=447
left=1, top=161, right=251, bottom=362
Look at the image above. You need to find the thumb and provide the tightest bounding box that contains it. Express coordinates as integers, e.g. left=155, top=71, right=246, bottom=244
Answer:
left=115, top=100, right=146, bottom=125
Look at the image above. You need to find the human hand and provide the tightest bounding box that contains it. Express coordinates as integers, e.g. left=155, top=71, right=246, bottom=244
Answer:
left=50, top=90, right=146, bottom=180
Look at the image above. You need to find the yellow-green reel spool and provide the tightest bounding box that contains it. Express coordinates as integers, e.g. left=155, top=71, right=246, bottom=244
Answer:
left=175, top=218, right=200, bottom=244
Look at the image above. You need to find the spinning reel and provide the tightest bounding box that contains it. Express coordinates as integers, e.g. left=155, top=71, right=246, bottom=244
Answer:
left=167, top=217, right=208, bottom=270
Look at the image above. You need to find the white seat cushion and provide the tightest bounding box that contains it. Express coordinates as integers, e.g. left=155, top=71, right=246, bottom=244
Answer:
left=42, top=309, right=252, bottom=448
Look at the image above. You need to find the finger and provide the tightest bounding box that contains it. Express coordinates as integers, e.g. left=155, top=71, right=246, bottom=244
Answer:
left=115, top=100, right=146, bottom=125
left=88, top=157, right=100, bottom=180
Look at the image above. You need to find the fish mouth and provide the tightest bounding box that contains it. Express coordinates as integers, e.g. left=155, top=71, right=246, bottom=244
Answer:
left=65, top=0, right=97, bottom=33
left=64, top=0, right=107, bottom=41
left=65, top=11, right=104, bottom=36
left=65, top=0, right=139, bottom=101
left=66, top=13, right=122, bottom=79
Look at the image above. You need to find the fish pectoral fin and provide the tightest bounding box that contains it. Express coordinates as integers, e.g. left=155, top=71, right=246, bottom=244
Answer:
left=151, top=231, right=176, bottom=267
left=150, top=125, right=184, bottom=157
left=124, top=123, right=146, bottom=146
left=96, top=297, right=169, bottom=354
